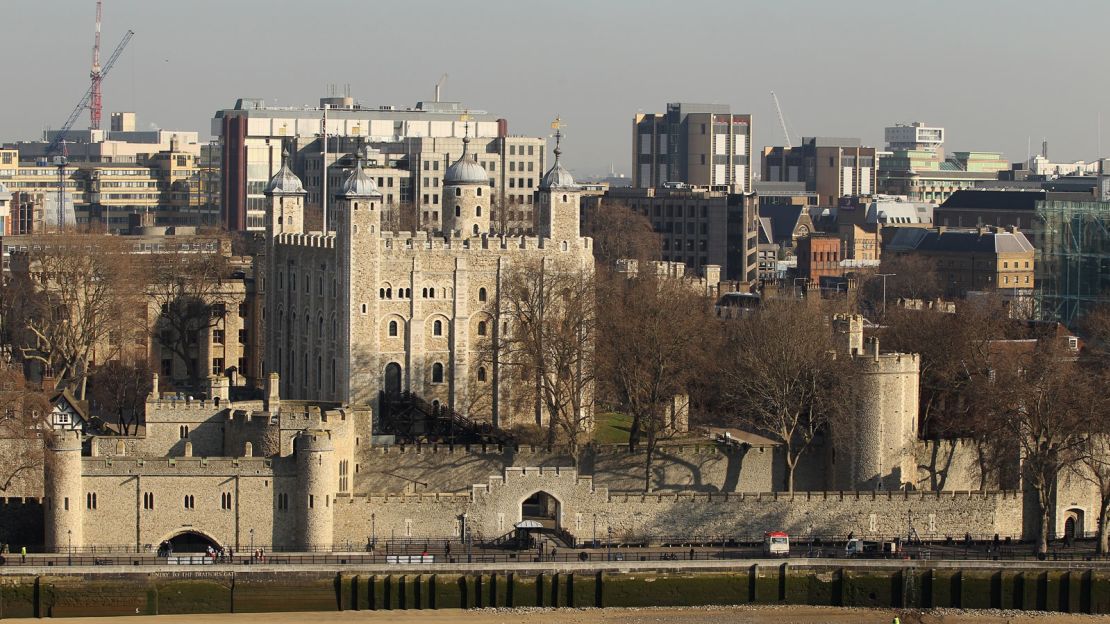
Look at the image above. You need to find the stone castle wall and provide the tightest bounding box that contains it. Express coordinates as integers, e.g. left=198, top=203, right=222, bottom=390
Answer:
left=333, top=467, right=1025, bottom=545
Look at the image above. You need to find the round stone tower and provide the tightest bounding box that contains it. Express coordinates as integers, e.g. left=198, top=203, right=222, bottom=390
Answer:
left=833, top=338, right=920, bottom=491
left=294, top=430, right=335, bottom=551
left=44, top=430, right=83, bottom=552
left=443, top=135, right=490, bottom=237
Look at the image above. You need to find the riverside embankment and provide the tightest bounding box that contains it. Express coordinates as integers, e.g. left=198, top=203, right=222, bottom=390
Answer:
left=1, top=559, right=1108, bottom=617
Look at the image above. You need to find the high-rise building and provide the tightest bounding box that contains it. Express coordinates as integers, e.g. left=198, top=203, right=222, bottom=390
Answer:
left=213, top=97, right=545, bottom=233
left=632, top=103, right=753, bottom=192
left=884, top=122, right=945, bottom=155
left=761, top=137, right=877, bottom=205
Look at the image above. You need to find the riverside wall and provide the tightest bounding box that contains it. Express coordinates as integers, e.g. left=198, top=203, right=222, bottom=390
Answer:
left=1, top=563, right=1108, bottom=616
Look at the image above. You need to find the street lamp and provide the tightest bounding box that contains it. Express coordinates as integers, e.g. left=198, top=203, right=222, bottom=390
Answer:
left=462, top=513, right=473, bottom=564
left=607, top=526, right=613, bottom=562
left=875, top=273, right=896, bottom=317
left=371, top=513, right=377, bottom=552
left=67, top=529, right=72, bottom=565
left=249, top=528, right=254, bottom=559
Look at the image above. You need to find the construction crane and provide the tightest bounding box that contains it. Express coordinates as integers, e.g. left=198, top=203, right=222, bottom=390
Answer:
left=90, top=0, right=104, bottom=130
left=46, top=28, right=134, bottom=156
left=770, top=90, right=792, bottom=149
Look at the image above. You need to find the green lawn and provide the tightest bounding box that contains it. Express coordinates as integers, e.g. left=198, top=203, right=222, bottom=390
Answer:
left=593, top=412, right=633, bottom=444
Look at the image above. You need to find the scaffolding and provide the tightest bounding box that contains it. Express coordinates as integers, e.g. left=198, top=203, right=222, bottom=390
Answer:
left=1034, top=199, right=1110, bottom=325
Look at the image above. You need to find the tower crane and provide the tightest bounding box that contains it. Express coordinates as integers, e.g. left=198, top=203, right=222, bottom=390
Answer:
left=46, top=28, right=134, bottom=156
left=90, top=0, right=104, bottom=130
left=770, top=90, right=792, bottom=149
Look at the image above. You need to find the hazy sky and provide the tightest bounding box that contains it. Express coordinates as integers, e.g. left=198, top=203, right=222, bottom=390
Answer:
left=4, top=0, right=1108, bottom=176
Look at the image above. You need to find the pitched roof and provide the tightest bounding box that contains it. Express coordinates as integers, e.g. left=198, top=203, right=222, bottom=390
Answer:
left=759, top=204, right=806, bottom=244
left=939, top=189, right=1046, bottom=211
left=886, top=227, right=1034, bottom=254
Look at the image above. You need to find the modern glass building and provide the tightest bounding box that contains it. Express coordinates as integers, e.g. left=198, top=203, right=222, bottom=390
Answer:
left=1034, top=199, right=1110, bottom=324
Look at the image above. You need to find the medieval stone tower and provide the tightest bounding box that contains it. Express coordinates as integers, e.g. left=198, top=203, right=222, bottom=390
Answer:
left=334, top=161, right=382, bottom=406
left=265, top=150, right=306, bottom=238
left=537, top=130, right=581, bottom=244
left=831, top=315, right=920, bottom=491
left=44, top=429, right=83, bottom=551
left=442, top=136, right=490, bottom=237
left=295, top=429, right=336, bottom=550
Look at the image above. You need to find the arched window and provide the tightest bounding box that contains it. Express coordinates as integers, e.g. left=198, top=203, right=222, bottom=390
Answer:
left=477, top=320, right=487, bottom=336
left=473, top=224, right=479, bottom=235
left=477, top=187, right=483, bottom=197
left=405, top=288, right=411, bottom=298
left=561, top=241, right=568, bottom=252
left=562, top=194, right=568, bottom=202
left=433, top=320, right=443, bottom=336
left=477, top=366, right=487, bottom=382
left=476, top=206, right=482, bottom=216
left=432, top=362, right=444, bottom=383
left=379, top=288, right=385, bottom=299
left=478, top=287, right=487, bottom=302
left=455, top=206, right=461, bottom=217
left=386, top=287, right=392, bottom=298
left=422, top=288, right=428, bottom=298
left=388, top=320, right=398, bottom=337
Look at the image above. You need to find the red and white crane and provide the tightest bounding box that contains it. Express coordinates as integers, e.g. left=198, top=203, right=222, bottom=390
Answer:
left=89, top=0, right=104, bottom=130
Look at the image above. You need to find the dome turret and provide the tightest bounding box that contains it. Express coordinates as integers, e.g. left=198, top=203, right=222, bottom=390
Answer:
left=539, top=143, right=577, bottom=191
left=264, top=150, right=306, bottom=196
left=444, top=136, right=489, bottom=186
left=337, top=159, right=380, bottom=198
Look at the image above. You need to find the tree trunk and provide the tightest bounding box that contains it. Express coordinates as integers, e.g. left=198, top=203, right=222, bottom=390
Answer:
left=1037, top=502, right=1051, bottom=555
left=628, top=413, right=641, bottom=452
left=784, top=455, right=796, bottom=493
left=1098, top=496, right=1110, bottom=555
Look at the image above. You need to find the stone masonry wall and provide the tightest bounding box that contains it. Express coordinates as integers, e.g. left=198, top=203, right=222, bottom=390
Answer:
left=333, top=467, right=1025, bottom=546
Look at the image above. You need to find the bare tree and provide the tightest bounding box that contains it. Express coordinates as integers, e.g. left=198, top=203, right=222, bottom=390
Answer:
left=5, top=234, right=141, bottom=399
left=1077, top=432, right=1110, bottom=554
left=721, top=300, right=858, bottom=491
left=597, top=271, right=716, bottom=490
left=88, top=359, right=152, bottom=436
left=146, top=240, right=234, bottom=389
left=497, top=259, right=595, bottom=465
left=0, top=367, right=52, bottom=494
left=584, top=200, right=660, bottom=267
left=993, top=339, right=1097, bottom=554
left=862, top=254, right=944, bottom=311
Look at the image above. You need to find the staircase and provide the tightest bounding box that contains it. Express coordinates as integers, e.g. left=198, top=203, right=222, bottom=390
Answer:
left=378, top=391, right=512, bottom=445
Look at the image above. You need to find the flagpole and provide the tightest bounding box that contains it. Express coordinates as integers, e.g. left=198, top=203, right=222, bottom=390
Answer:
left=322, top=104, right=329, bottom=232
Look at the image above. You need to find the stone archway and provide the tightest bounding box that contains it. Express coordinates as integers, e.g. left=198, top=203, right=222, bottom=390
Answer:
left=160, top=529, right=222, bottom=553
left=1064, top=508, right=1084, bottom=540
left=520, top=491, right=561, bottom=530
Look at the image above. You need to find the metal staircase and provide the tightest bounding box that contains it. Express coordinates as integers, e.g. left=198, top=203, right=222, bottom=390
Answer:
left=377, top=391, right=512, bottom=445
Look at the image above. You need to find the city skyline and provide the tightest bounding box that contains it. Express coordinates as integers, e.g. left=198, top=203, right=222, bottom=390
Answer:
left=4, top=0, right=1109, bottom=176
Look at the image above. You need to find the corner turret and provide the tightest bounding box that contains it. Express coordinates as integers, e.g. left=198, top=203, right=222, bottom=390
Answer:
left=537, top=120, right=581, bottom=243
left=265, top=148, right=306, bottom=238
left=294, top=430, right=335, bottom=550
left=443, top=129, right=491, bottom=237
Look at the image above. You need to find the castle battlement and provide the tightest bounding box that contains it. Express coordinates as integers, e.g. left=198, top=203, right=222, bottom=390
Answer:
left=603, top=489, right=1022, bottom=504
left=81, top=456, right=275, bottom=476
left=354, top=492, right=471, bottom=504
left=275, top=232, right=335, bottom=249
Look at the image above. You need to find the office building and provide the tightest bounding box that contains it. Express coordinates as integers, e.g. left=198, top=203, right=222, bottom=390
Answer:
left=884, top=226, right=1035, bottom=296
left=586, top=186, right=758, bottom=282
left=884, top=122, right=945, bottom=155
left=761, top=137, right=877, bottom=205
left=632, top=103, right=753, bottom=192
left=213, top=96, right=546, bottom=233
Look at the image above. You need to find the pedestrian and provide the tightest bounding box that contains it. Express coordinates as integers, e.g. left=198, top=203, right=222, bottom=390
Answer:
left=689, top=547, right=695, bottom=561
left=551, top=547, right=557, bottom=561
left=20, top=546, right=26, bottom=563
left=445, top=541, right=451, bottom=557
